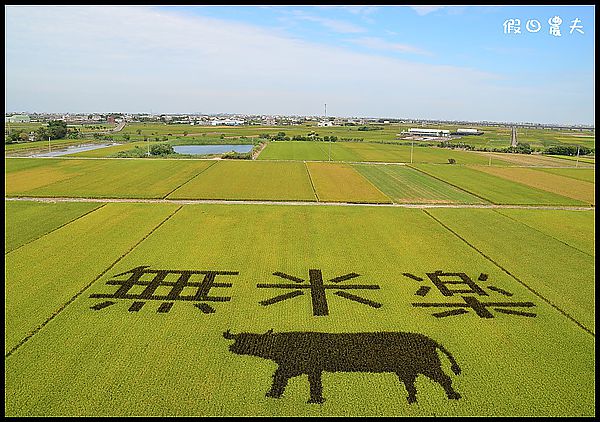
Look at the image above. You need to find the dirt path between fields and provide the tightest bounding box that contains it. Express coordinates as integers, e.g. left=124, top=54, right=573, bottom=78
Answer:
left=4, top=196, right=594, bottom=211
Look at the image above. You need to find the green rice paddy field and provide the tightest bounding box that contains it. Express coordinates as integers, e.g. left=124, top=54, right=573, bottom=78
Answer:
left=5, top=158, right=594, bottom=206
left=4, top=151, right=595, bottom=416
left=258, top=141, right=506, bottom=165
left=4, top=201, right=595, bottom=416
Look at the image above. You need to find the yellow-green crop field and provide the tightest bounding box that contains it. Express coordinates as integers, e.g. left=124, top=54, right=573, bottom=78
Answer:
left=471, top=166, right=595, bottom=205
left=167, top=160, right=317, bottom=202
left=258, top=141, right=513, bottom=165
left=306, top=162, right=391, bottom=203
left=5, top=158, right=214, bottom=199
left=5, top=158, right=594, bottom=207
left=4, top=201, right=595, bottom=416
left=4, top=144, right=595, bottom=417
left=411, top=164, right=592, bottom=206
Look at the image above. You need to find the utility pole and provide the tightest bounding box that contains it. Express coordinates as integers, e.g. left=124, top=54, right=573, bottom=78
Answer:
left=48, top=136, right=51, bottom=153
left=576, top=145, right=580, bottom=168
left=410, top=139, right=414, bottom=164
left=326, top=103, right=331, bottom=162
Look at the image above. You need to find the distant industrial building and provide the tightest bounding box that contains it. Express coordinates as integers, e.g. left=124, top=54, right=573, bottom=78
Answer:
left=210, top=119, right=244, bottom=126
left=5, top=114, right=30, bottom=123
left=407, top=128, right=450, bottom=137
left=318, top=120, right=334, bottom=127
left=453, top=128, right=484, bottom=135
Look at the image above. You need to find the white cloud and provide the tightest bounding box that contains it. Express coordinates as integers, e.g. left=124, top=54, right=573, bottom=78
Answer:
left=410, top=6, right=445, bottom=16
left=287, top=10, right=367, bottom=33
left=4, top=6, right=593, bottom=123
left=349, top=37, right=433, bottom=56
left=315, top=6, right=378, bottom=15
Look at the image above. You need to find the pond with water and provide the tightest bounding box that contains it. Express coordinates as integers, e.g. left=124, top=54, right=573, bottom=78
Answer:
left=30, top=143, right=119, bottom=157
left=173, top=145, right=253, bottom=155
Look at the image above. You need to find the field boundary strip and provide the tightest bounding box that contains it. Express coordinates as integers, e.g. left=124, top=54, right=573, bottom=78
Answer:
left=161, top=160, right=218, bottom=199
left=492, top=209, right=594, bottom=258
left=5, top=203, right=107, bottom=255
left=354, top=164, right=483, bottom=205
left=304, top=161, right=320, bottom=202
left=407, top=165, right=494, bottom=203
left=4, top=156, right=592, bottom=168
left=348, top=165, right=396, bottom=204
left=4, top=205, right=184, bottom=359
left=422, top=209, right=595, bottom=338
left=4, top=197, right=595, bottom=211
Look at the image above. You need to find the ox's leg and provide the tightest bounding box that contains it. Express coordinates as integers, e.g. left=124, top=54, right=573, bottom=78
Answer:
left=307, top=371, right=325, bottom=404
left=266, top=366, right=296, bottom=399
left=422, top=368, right=461, bottom=401
left=398, top=373, right=418, bottom=404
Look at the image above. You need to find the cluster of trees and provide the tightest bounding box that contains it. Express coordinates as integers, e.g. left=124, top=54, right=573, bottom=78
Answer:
left=5, top=120, right=74, bottom=144
left=221, top=151, right=252, bottom=159
left=258, top=131, right=364, bottom=143
left=5, top=131, right=29, bottom=144
left=113, top=142, right=174, bottom=158
left=504, top=143, right=533, bottom=154
left=437, top=141, right=594, bottom=156
left=150, top=142, right=174, bottom=155
left=543, top=145, right=594, bottom=156
left=38, top=120, right=69, bottom=140
left=357, top=126, right=383, bottom=131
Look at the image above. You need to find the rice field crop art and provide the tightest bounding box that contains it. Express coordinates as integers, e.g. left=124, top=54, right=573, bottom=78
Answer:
left=4, top=202, right=594, bottom=416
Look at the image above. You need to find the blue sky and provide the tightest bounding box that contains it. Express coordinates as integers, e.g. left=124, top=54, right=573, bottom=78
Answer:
left=5, top=5, right=595, bottom=124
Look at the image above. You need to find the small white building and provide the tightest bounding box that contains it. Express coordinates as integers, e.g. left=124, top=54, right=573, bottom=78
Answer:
left=318, top=120, right=333, bottom=127
left=408, top=128, right=450, bottom=137
left=210, top=119, right=244, bottom=126
left=456, top=128, right=483, bottom=135
left=6, top=114, right=31, bottom=123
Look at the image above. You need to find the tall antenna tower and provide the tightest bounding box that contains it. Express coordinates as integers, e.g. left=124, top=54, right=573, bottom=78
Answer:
left=324, top=103, right=327, bottom=119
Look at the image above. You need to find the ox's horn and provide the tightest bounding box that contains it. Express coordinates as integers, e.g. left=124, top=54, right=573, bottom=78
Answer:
left=223, top=329, right=236, bottom=340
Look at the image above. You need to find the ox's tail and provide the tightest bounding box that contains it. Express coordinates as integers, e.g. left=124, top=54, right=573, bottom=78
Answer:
left=436, top=344, right=461, bottom=375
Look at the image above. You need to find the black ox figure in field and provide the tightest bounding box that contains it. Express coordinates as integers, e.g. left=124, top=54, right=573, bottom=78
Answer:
left=223, top=330, right=461, bottom=404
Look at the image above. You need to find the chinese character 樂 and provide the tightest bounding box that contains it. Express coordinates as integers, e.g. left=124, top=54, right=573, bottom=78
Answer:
left=405, top=270, right=536, bottom=319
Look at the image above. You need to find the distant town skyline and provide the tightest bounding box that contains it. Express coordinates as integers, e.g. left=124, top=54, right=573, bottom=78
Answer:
left=5, top=5, right=595, bottom=125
